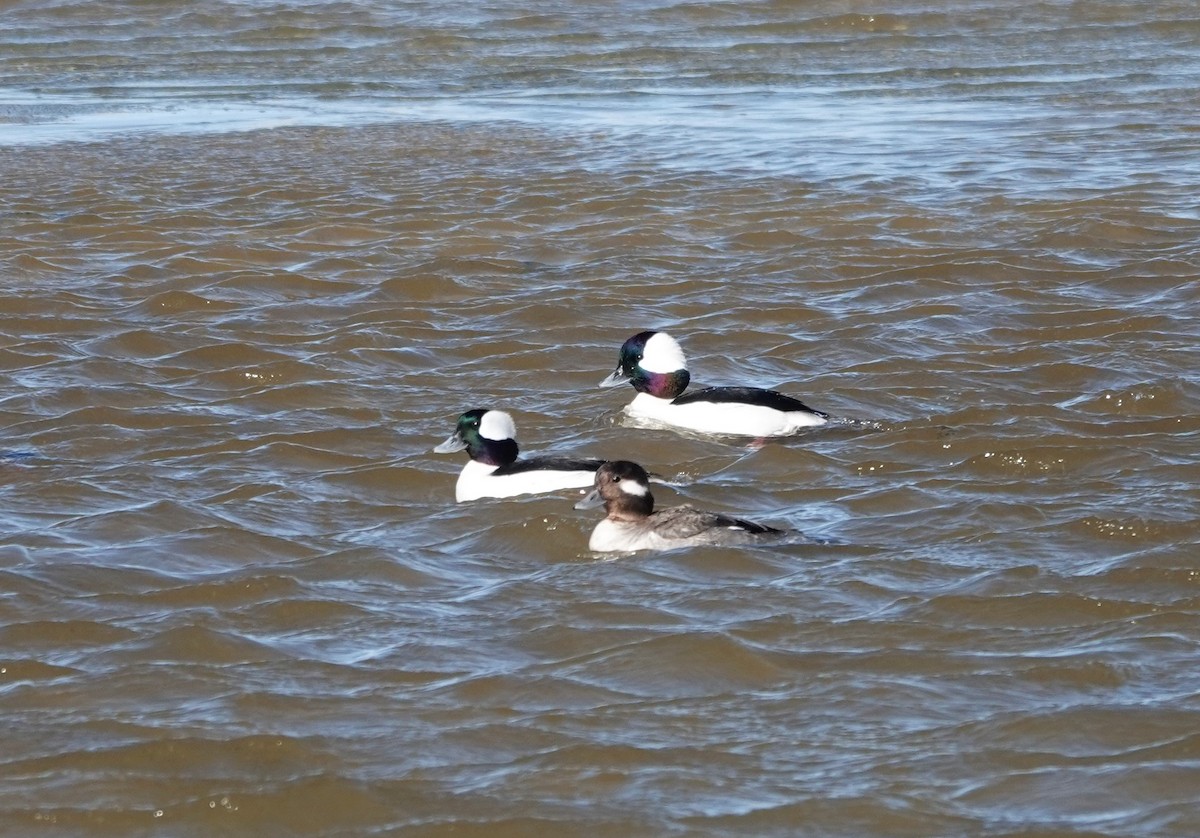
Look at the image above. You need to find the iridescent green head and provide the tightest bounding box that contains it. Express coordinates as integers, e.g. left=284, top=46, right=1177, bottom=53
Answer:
left=433, top=409, right=519, bottom=466
left=599, top=331, right=690, bottom=399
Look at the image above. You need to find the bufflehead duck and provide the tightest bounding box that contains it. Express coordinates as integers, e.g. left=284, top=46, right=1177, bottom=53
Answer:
left=575, top=460, right=787, bottom=553
left=600, top=331, right=828, bottom=437
left=434, top=409, right=605, bottom=503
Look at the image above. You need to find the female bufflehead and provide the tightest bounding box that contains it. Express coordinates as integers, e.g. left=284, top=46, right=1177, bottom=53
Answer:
left=434, top=409, right=605, bottom=503
left=600, top=330, right=828, bottom=437
left=575, top=460, right=787, bottom=553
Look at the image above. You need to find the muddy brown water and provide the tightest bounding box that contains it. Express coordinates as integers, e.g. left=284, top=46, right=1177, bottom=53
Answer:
left=1, top=1, right=1199, bottom=834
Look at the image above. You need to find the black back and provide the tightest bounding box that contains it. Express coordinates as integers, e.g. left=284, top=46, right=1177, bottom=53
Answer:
left=493, top=456, right=606, bottom=476
left=671, top=385, right=826, bottom=417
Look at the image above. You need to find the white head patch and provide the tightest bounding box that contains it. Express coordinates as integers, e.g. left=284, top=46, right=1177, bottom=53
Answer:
left=641, top=332, right=688, bottom=374
left=618, top=478, right=649, bottom=497
left=479, top=410, right=517, bottom=441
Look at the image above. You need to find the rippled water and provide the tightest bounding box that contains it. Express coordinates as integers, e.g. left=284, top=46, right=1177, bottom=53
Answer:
left=2, top=1, right=1199, bottom=835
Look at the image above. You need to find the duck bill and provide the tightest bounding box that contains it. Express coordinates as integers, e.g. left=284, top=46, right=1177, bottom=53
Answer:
left=599, top=367, right=629, bottom=388
left=432, top=433, right=467, bottom=454
left=574, top=488, right=604, bottom=510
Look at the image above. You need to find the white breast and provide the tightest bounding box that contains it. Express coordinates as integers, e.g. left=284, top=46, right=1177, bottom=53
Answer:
left=455, top=460, right=595, bottom=502
left=624, top=393, right=825, bottom=437
left=587, top=519, right=663, bottom=552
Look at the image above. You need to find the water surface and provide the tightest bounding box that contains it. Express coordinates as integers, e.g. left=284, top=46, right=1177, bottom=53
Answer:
left=2, top=1, right=1199, bottom=835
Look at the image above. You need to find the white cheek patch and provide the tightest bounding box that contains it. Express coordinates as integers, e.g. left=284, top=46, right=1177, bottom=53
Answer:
left=479, top=410, right=517, bottom=441
left=641, top=332, right=688, bottom=374
left=618, top=478, right=649, bottom=497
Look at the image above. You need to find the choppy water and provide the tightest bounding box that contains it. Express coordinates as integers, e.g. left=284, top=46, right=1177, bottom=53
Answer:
left=2, top=1, right=1199, bottom=835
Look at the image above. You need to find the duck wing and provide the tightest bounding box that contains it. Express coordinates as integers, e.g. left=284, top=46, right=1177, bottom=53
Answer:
left=493, top=456, right=606, bottom=476
left=650, top=504, right=784, bottom=540
left=671, top=386, right=826, bottom=416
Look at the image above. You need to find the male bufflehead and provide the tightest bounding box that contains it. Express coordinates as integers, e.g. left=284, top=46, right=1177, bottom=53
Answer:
left=575, top=460, right=787, bottom=553
left=434, top=409, right=605, bottom=502
left=600, top=330, right=828, bottom=437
